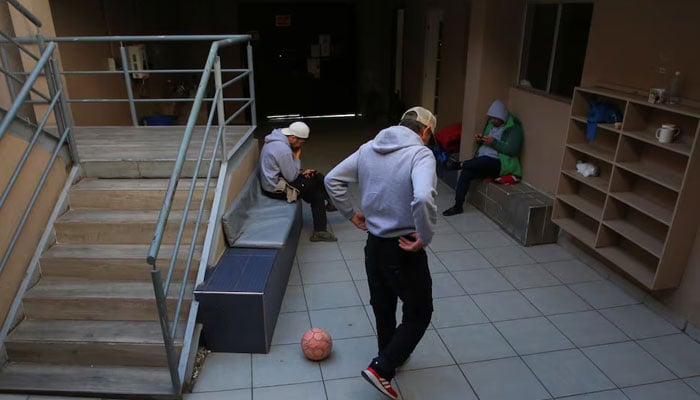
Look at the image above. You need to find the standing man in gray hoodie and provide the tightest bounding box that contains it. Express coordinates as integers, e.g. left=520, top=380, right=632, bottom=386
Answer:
left=259, top=121, right=337, bottom=242
left=324, top=107, right=437, bottom=399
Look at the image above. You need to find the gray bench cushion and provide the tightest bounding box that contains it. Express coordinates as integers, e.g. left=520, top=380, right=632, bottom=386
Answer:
left=222, top=170, right=298, bottom=248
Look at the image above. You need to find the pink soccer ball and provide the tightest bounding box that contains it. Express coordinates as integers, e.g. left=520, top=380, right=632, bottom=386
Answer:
left=301, top=327, right=332, bottom=361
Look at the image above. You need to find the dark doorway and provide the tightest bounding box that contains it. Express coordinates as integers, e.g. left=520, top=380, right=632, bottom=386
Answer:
left=239, top=2, right=357, bottom=118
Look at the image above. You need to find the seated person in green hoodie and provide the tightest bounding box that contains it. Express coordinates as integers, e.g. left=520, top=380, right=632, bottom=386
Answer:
left=443, top=99, right=523, bottom=216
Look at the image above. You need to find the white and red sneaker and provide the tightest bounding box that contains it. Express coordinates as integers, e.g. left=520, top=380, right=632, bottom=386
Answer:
left=361, top=366, right=398, bottom=399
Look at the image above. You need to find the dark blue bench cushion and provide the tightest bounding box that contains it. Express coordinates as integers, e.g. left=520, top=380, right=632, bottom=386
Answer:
left=197, top=248, right=276, bottom=293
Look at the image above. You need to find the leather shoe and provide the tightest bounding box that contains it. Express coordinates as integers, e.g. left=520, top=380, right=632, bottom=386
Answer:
left=442, top=205, right=463, bottom=216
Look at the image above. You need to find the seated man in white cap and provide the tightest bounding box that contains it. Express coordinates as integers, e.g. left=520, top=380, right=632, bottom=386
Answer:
left=259, top=121, right=337, bottom=242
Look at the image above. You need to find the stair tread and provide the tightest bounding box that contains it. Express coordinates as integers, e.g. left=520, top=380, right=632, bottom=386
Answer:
left=0, top=362, right=174, bottom=396
left=25, top=280, right=194, bottom=299
left=73, top=178, right=205, bottom=191
left=57, top=209, right=207, bottom=223
left=7, top=319, right=184, bottom=344
left=42, top=243, right=202, bottom=260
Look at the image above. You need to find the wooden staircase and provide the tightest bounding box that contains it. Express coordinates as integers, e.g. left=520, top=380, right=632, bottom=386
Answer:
left=0, top=177, right=209, bottom=398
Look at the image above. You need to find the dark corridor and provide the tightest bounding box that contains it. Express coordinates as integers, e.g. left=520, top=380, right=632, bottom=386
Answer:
left=239, top=3, right=357, bottom=119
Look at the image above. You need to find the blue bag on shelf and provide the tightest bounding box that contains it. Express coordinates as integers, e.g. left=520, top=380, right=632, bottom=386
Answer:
left=586, top=102, right=622, bottom=140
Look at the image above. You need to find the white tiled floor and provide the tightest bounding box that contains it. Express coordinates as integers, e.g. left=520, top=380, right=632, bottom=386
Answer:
left=5, top=181, right=700, bottom=400
left=179, top=181, right=700, bottom=400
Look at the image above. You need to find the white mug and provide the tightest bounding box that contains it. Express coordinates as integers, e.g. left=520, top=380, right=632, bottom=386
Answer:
left=655, top=124, right=680, bottom=143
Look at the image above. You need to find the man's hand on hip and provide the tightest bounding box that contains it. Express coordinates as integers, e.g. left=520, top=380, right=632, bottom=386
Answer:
left=350, top=212, right=367, bottom=231
left=399, top=232, right=425, bottom=252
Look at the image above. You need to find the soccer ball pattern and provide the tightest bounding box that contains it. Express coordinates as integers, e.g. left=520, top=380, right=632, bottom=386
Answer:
left=301, top=327, right=332, bottom=361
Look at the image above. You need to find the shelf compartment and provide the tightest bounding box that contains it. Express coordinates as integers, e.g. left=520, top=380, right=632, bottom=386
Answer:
left=616, top=136, right=686, bottom=192
left=602, top=197, right=667, bottom=258
left=621, top=130, right=692, bottom=157
left=560, top=146, right=612, bottom=192
left=566, top=119, right=619, bottom=162
left=571, top=88, right=627, bottom=123
left=552, top=200, right=598, bottom=248
left=608, top=167, right=676, bottom=225
left=571, top=116, right=622, bottom=134
left=556, top=174, right=605, bottom=220
left=623, top=102, right=699, bottom=154
left=596, top=228, right=657, bottom=289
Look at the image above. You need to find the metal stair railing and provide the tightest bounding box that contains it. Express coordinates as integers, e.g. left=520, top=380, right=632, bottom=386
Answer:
left=11, top=34, right=255, bottom=127
left=144, top=35, right=256, bottom=394
left=1, top=2, right=256, bottom=395
left=0, top=0, right=77, bottom=283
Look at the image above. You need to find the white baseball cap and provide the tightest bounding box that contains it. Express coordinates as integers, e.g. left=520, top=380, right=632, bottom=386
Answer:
left=282, top=121, right=310, bottom=139
left=402, top=106, right=437, bottom=133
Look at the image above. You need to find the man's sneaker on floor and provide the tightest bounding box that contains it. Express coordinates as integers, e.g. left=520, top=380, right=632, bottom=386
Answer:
left=310, top=230, right=337, bottom=242
left=442, top=205, right=463, bottom=216
left=361, top=367, right=398, bottom=399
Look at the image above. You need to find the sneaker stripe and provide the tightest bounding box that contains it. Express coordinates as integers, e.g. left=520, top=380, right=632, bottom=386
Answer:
left=362, top=367, right=398, bottom=399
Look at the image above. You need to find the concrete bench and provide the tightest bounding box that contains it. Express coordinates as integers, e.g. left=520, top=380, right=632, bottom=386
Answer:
left=467, top=179, right=559, bottom=246
left=436, top=153, right=558, bottom=246
left=194, top=170, right=302, bottom=353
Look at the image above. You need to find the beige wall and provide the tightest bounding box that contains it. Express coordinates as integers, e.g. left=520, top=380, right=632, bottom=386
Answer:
left=402, top=0, right=470, bottom=130
left=507, top=88, right=570, bottom=195
left=48, top=0, right=132, bottom=125
left=0, top=133, right=67, bottom=327
left=582, top=0, right=700, bottom=102
left=459, top=0, right=524, bottom=157
left=663, top=226, right=700, bottom=325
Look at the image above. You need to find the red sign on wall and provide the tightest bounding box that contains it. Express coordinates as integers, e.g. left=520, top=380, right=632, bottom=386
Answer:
left=275, top=15, right=291, bottom=27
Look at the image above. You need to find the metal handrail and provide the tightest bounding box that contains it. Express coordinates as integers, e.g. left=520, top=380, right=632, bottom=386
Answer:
left=0, top=43, right=68, bottom=275
left=6, top=35, right=254, bottom=126
left=143, top=35, right=254, bottom=394
left=0, top=4, right=77, bottom=289
left=7, top=0, right=42, bottom=27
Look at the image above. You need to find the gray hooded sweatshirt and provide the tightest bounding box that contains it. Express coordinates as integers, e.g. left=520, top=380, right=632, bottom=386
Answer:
left=259, top=128, right=301, bottom=192
left=478, top=99, right=509, bottom=159
left=324, top=125, right=437, bottom=245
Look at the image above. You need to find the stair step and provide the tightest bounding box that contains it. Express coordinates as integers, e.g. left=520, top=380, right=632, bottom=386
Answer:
left=0, top=362, right=175, bottom=398
left=81, top=159, right=221, bottom=179
left=54, top=209, right=208, bottom=244
left=23, top=280, right=193, bottom=321
left=70, top=178, right=212, bottom=210
left=41, top=244, right=202, bottom=281
left=5, top=320, right=184, bottom=367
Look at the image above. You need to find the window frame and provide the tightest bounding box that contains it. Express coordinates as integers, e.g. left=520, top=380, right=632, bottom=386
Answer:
left=517, top=0, right=593, bottom=98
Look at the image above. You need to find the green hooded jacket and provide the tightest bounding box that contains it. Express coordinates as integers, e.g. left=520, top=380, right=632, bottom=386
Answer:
left=475, top=114, right=523, bottom=177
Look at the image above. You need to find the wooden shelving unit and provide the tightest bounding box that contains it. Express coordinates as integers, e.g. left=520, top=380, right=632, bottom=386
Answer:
left=553, top=86, right=700, bottom=290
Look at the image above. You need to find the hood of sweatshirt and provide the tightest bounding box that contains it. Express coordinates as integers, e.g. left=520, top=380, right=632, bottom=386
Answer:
left=264, top=128, right=290, bottom=146
left=370, top=125, right=425, bottom=154
left=487, top=99, right=508, bottom=122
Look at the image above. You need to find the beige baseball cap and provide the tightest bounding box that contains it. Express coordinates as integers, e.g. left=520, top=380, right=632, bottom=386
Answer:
left=282, top=121, right=310, bottom=139
left=402, top=106, right=437, bottom=133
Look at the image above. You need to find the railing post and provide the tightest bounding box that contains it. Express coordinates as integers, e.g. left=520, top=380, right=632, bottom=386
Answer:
left=213, top=56, right=227, bottom=159
left=0, top=47, right=17, bottom=103
left=43, top=44, right=65, bottom=129
left=49, top=58, right=80, bottom=164
left=151, top=269, right=182, bottom=394
left=246, top=42, right=257, bottom=126
left=119, top=43, right=139, bottom=126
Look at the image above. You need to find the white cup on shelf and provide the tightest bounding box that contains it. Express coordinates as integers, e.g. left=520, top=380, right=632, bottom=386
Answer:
left=655, top=124, right=680, bottom=143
